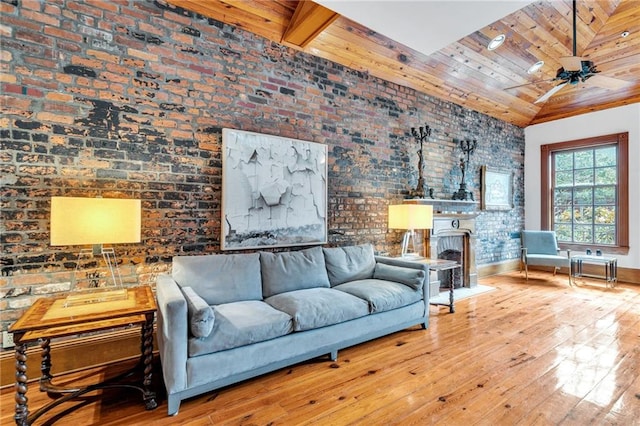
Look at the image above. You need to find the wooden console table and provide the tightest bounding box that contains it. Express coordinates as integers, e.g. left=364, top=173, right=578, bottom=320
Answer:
left=8, top=286, right=157, bottom=426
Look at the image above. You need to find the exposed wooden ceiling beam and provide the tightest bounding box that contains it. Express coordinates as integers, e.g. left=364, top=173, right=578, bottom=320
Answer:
left=282, top=1, right=338, bottom=48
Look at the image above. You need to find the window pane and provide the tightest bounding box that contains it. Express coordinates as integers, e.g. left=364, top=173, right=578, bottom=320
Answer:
left=575, top=150, right=593, bottom=168
left=595, top=146, right=616, bottom=167
left=595, top=225, right=615, bottom=244
left=555, top=224, right=572, bottom=242
left=554, top=188, right=573, bottom=205
left=555, top=171, right=573, bottom=187
left=575, top=168, right=593, bottom=185
left=555, top=152, right=573, bottom=171
left=574, top=188, right=592, bottom=205
left=574, top=225, right=593, bottom=243
left=594, top=206, right=615, bottom=224
left=595, top=166, right=616, bottom=185
left=573, top=206, right=592, bottom=224
left=554, top=206, right=572, bottom=223
left=594, top=186, right=615, bottom=204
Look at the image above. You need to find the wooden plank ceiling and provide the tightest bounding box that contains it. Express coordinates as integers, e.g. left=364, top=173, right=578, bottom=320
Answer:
left=166, top=0, right=640, bottom=128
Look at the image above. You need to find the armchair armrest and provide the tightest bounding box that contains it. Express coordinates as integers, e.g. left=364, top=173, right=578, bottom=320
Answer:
left=156, top=273, right=188, bottom=394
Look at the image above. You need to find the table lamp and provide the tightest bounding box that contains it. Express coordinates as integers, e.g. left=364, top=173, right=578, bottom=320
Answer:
left=388, top=204, right=433, bottom=259
left=51, top=196, right=141, bottom=305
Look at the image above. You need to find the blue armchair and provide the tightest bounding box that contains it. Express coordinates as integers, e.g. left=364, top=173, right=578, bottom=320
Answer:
left=521, top=230, right=572, bottom=285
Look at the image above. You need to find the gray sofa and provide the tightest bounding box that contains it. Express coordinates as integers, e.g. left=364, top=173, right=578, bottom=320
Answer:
left=156, top=244, right=429, bottom=415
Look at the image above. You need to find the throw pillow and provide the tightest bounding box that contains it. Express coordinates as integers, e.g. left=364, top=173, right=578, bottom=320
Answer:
left=373, top=262, right=425, bottom=290
left=182, top=286, right=215, bottom=338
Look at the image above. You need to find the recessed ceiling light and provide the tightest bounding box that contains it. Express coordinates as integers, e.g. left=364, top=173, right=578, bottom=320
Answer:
left=487, top=34, right=506, bottom=51
left=621, top=30, right=630, bottom=38
left=527, top=60, right=544, bottom=74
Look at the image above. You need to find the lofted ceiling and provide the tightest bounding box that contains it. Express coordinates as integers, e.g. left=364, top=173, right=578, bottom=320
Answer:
left=165, top=0, right=640, bottom=128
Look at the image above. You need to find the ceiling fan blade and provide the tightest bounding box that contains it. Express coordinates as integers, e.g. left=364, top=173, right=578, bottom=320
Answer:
left=504, top=77, right=557, bottom=90
left=534, top=82, right=569, bottom=104
left=586, top=74, right=633, bottom=90
left=559, top=56, right=584, bottom=72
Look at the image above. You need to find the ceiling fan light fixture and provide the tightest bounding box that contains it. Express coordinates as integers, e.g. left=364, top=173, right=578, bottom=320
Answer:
left=487, top=34, right=506, bottom=51
left=527, top=60, right=544, bottom=74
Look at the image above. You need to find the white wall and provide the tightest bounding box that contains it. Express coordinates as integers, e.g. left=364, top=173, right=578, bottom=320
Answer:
left=524, top=103, right=640, bottom=268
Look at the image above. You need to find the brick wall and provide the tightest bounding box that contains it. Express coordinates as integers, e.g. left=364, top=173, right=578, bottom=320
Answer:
left=0, top=0, right=524, bottom=338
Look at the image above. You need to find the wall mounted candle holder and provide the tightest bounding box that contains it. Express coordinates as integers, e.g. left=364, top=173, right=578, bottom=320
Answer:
left=452, top=139, right=477, bottom=201
left=409, top=124, right=434, bottom=199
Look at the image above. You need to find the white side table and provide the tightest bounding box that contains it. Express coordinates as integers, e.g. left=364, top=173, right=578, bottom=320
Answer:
left=570, top=254, right=617, bottom=288
left=397, top=256, right=461, bottom=313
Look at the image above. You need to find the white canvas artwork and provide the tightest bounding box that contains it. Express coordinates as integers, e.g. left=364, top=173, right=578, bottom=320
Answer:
left=221, top=129, right=327, bottom=250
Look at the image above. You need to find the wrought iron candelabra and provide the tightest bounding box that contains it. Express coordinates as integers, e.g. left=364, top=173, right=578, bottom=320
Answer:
left=410, top=124, right=434, bottom=199
left=452, top=139, right=477, bottom=201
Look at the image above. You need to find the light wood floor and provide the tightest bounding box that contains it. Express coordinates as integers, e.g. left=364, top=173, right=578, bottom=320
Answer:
left=2, top=271, right=640, bottom=425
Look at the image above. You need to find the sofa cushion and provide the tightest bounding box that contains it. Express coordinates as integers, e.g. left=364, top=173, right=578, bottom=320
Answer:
left=323, top=244, right=376, bottom=286
left=182, top=286, right=215, bottom=338
left=188, top=300, right=293, bottom=357
left=265, top=287, right=369, bottom=331
left=172, top=253, right=262, bottom=305
left=525, top=254, right=570, bottom=267
left=334, top=279, right=423, bottom=313
left=260, top=246, right=330, bottom=298
left=373, top=263, right=425, bottom=290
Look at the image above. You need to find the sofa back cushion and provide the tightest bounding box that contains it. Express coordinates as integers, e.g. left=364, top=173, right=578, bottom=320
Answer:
left=260, top=246, right=330, bottom=298
left=172, top=253, right=262, bottom=305
left=323, top=244, right=376, bottom=286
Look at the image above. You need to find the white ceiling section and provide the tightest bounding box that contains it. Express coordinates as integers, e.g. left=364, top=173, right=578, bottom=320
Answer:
left=316, top=0, right=534, bottom=56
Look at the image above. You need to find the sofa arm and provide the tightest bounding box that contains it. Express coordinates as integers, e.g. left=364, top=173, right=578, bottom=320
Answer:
left=374, top=256, right=430, bottom=301
left=156, top=273, right=188, bottom=395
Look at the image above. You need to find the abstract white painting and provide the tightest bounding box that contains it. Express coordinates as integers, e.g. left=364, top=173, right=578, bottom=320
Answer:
left=221, top=129, right=327, bottom=250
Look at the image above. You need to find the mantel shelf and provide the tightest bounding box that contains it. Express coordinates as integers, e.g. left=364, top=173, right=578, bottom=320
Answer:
left=403, top=199, right=479, bottom=205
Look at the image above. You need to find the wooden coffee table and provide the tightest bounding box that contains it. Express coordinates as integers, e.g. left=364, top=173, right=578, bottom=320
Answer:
left=8, top=286, right=157, bottom=426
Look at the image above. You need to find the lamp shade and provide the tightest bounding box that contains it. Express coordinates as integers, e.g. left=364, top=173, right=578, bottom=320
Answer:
left=51, top=197, right=141, bottom=246
left=388, top=204, right=433, bottom=230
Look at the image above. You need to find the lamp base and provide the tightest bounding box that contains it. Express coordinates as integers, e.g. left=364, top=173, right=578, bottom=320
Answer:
left=401, top=229, right=423, bottom=259
left=64, top=288, right=128, bottom=307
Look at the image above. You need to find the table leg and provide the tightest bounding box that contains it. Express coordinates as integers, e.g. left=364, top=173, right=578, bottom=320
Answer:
left=448, top=269, right=455, bottom=314
left=140, top=312, right=157, bottom=410
left=14, top=340, right=29, bottom=426
left=39, top=338, right=52, bottom=390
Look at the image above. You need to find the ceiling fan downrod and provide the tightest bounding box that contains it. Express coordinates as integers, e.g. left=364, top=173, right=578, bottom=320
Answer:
left=572, top=0, right=577, bottom=57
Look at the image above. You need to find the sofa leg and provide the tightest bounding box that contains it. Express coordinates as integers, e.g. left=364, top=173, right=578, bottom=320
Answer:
left=329, top=350, right=338, bottom=362
left=167, top=396, right=181, bottom=416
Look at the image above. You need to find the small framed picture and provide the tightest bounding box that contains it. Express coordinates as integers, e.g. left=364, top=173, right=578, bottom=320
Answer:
left=481, top=165, right=513, bottom=210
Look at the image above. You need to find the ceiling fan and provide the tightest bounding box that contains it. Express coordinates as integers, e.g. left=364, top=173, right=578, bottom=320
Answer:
left=512, top=0, right=630, bottom=104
